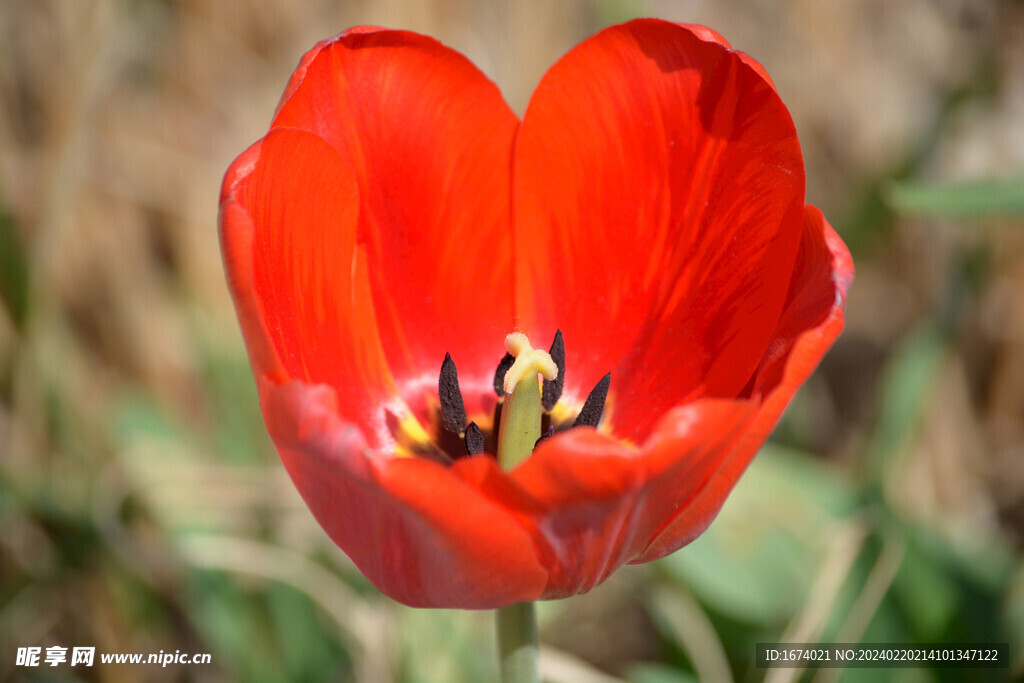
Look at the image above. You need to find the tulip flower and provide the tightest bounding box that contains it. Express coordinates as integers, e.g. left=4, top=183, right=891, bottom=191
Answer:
left=219, top=17, right=852, bottom=624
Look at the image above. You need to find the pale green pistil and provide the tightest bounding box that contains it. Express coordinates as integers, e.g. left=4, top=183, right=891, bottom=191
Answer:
left=496, top=333, right=557, bottom=471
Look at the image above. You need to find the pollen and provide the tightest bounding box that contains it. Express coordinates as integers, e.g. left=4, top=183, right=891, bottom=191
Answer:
left=502, top=332, right=558, bottom=395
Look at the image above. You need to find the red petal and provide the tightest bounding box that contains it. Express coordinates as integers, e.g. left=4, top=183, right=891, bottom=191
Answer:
left=271, top=27, right=519, bottom=418
left=222, top=127, right=404, bottom=445
left=499, top=206, right=850, bottom=595
left=513, top=19, right=805, bottom=441
left=671, top=23, right=777, bottom=88
left=633, top=205, right=853, bottom=562
left=508, top=400, right=754, bottom=598
left=220, top=141, right=288, bottom=386
left=262, top=379, right=548, bottom=608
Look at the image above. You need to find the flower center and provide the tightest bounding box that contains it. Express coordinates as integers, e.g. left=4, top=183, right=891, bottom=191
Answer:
left=392, top=331, right=611, bottom=465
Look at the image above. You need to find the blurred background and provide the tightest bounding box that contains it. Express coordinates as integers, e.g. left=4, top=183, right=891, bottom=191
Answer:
left=2, top=0, right=1023, bottom=681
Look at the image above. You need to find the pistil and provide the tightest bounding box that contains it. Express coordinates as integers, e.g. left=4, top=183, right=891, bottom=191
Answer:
left=496, top=333, right=557, bottom=471
left=501, top=333, right=558, bottom=395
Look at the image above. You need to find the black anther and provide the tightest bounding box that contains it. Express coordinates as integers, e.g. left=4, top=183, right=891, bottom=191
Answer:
left=492, top=352, right=515, bottom=396
left=439, top=353, right=467, bottom=434
left=464, top=422, right=484, bottom=455
left=542, top=329, right=565, bottom=411
left=573, top=372, right=611, bottom=428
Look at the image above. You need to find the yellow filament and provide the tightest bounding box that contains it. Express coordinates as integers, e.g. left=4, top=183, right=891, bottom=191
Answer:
left=398, top=413, right=432, bottom=443
left=391, top=412, right=434, bottom=458
left=502, top=332, right=557, bottom=395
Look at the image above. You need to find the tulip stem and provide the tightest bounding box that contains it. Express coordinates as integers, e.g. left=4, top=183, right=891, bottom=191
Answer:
left=497, top=601, right=539, bottom=683
left=494, top=351, right=542, bottom=682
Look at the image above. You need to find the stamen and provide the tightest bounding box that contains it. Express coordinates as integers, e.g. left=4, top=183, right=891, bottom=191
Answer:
left=502, top=332, right=558, bottom=395
left=573, top=372, right=611, bottom=428
left=542, top=330, right=565, bottom=411
left=493, top=352, right=515, bottom=396
left=438, top=352, right=467, bottom=434
left=464, top=421, right=484, bottom=455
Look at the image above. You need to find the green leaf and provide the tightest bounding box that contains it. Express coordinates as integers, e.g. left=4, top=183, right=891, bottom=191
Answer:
left=266, top=582, right=349, bottom=682
left=866, top=325, right=947, bottom=485
left=197, top=345, right=270, bottom=463
left=189, top=571, right=283, bottom=683
left=1004, top=567, right=1024, bottom=664
left=890, top=538, right=959, bottom=639
left=399, top=609, right=494, bottom=683
left=886, top=174, right=1024, bottom=217
left=0, top=205, right=29, bottom=328
left=657, top=446, right=857, bottom=625
left=113, top=392, right=181, bottom=442
left=627, top=663, right=699, bottom=683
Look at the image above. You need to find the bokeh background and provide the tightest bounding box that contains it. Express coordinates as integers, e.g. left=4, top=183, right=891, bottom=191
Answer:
left=2, top=0, right=1023, bottom=681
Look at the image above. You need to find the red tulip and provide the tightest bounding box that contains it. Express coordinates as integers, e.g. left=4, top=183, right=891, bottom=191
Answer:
left=219, top=19, right=853, bottom=609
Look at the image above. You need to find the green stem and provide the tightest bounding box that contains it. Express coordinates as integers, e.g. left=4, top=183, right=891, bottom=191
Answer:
left=495, top=375, right=541, bottom=682
left=497, top=602, right=539, bottom=683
